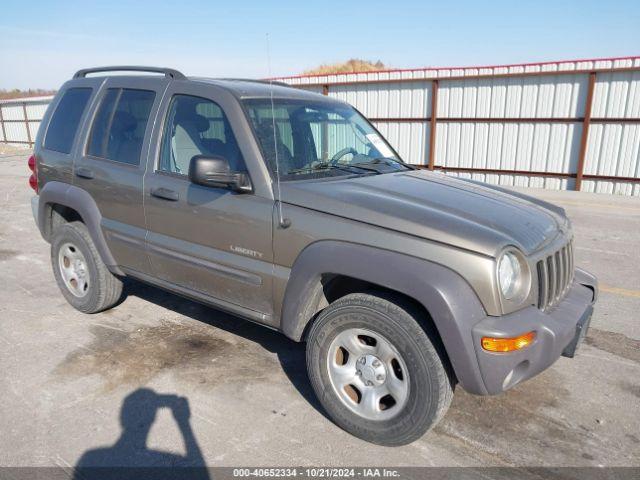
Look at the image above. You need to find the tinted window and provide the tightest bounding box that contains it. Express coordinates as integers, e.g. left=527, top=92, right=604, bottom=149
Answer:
left=87, top=88, right=155, bottom=165
left=159, top=94, right=245, bottom=175
left=87, top=89, right=119, bottom=159
left=44, top=88, right=92, bottom=154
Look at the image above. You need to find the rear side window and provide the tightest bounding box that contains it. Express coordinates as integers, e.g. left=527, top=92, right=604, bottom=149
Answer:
left=87, top=88, right=156, bottom=165
left=44, top=88, right=92, bottom=154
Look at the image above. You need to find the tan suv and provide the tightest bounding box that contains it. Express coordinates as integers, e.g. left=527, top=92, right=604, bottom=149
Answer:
left=29, top=66, right=597, bottom=445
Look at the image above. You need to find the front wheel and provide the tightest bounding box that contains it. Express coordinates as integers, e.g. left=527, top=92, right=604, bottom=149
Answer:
left=306, top=292, right=454, bottom=446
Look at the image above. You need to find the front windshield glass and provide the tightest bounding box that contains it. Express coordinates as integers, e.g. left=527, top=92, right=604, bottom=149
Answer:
left=243, top=99, right=411, bottom=180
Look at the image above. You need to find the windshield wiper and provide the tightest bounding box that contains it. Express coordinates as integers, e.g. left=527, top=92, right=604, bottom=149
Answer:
left=288, top=162, right=379, bottom=176
left=366, top=157, right=417, bottom=170
left=287, top=157, right=413, bottom=176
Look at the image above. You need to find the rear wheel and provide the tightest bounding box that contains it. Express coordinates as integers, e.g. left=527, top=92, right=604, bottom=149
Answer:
left=51, top=221, right=123, bottom=313
left=306, top=292, right=454, bottom=446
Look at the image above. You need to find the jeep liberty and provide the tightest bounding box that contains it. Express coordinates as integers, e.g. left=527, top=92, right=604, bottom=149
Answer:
left=28, top=66, right=597, bottom=446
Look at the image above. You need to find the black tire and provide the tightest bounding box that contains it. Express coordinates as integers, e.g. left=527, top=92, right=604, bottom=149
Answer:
left=50, top=221, right=123, bottom=313
left=306, top=292, right=454, bottom=446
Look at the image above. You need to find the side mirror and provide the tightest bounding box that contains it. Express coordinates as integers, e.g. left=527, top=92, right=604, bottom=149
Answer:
left=188, top=155, right=251, bottom=192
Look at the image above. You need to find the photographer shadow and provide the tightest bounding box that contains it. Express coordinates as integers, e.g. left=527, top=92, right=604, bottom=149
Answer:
left=74, top=388, right=210, bottom=480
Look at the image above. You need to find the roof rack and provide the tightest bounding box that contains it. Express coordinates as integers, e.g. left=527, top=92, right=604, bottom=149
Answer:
left=73, top=66, right=186, bottom=80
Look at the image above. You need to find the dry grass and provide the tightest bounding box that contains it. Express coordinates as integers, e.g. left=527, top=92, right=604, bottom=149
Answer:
left=0, top=89, right=56, bottom=100
left=303, top=59, right=387, bottom=75
left=0, top=144, right=31, bottom=155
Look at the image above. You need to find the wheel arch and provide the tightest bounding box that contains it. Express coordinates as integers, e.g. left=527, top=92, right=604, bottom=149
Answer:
left=36, top=181, right=123, bottom=275
left=280, top=240, right=491, bottom=395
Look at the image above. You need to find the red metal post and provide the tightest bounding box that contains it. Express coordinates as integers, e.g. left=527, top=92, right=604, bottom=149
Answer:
left=0, top=104, right=7, bottom=144
left=427, top=80, right=438, bottom=170
left=321, top=85, right=329, bottom=159
left=22, top=102, right=32, bottom=147
left=575, top=72, right=596, bottom=191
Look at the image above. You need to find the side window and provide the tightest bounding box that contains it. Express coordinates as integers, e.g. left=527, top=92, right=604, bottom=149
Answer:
left=44, top=88, right=92, bottom=154
left=87, top=88, right=156, bottom=165
left=87, top=89, right=119, bottom=159
left=159, top=94, right=245, bottom=175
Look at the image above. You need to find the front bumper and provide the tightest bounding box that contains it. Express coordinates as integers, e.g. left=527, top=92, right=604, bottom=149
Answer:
left=470, top=268, right=597, bottom=395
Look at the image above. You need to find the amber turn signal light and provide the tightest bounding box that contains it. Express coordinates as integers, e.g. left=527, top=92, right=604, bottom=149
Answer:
left=481, top=331, right=536, bottom=352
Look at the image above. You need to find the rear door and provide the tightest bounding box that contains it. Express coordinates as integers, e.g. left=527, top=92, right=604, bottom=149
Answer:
left=74, top=77, right=168, bottom=275
left=143, top=82, right=276, bottom=322
left=38, top=80, right=100, bottom=187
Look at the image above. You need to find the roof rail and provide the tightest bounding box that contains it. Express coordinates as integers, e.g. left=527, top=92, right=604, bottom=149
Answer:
left=218, top=78, right=292, bottom=88
left=73, top=66, right=186, bottom=80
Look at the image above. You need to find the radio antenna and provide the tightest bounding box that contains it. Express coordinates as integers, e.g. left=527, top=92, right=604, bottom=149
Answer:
left=266, top=33, right=290, bottom=229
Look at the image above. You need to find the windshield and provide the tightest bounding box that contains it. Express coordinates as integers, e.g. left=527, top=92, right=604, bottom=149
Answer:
left=243, top=99, right=412, bottom=180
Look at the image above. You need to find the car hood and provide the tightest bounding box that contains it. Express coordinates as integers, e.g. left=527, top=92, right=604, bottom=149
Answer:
left=280, top=170, right=569, bottom=257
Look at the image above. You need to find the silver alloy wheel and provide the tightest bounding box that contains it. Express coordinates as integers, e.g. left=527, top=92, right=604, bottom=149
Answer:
left=58, top=242, right=90, bottom=298
left=326, top=327, right=410, bottom=421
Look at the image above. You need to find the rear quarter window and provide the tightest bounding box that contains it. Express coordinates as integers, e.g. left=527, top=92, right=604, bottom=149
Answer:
left=44, top=88, right=93, bottom=154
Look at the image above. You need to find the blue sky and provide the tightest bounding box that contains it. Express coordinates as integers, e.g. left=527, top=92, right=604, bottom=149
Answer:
left=1, top=0, right=638, bottom=89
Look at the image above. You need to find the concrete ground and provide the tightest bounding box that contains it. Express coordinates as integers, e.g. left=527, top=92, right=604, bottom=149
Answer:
left=1, top=147, right=639, bottom=469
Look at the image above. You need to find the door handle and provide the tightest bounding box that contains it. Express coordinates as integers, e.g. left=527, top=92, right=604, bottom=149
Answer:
left=150, top=187, right=179, bottom=201
left=75, top=167, right=94, bottom=179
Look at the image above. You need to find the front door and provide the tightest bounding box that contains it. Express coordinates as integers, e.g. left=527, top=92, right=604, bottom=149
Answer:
left=143, top=84, right=275, bottom=322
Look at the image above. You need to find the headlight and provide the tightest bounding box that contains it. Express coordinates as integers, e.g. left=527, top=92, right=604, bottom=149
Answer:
left=498, top=251, right=522, bottom=299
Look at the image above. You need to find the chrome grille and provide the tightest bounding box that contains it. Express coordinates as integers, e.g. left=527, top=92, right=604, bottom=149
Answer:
left=537, top=240, right=574, bottom=311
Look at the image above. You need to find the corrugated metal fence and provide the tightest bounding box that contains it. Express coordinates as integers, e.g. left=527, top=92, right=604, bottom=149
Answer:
left=0, top=96, right=53, bottom=148
left=277, top=56, right=640, bottom=195
left=2, top=57, right=639, bottom=194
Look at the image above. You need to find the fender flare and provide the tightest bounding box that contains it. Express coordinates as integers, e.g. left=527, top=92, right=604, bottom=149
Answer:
left=280, top=240, right=490, bottom=395
left=575, top=267, right=598, bottom=302
left=36, top=181, right=123, bottom=275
